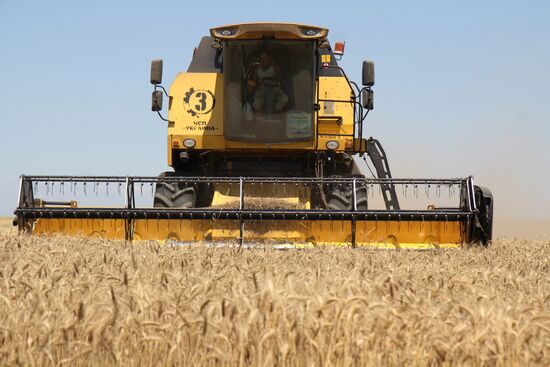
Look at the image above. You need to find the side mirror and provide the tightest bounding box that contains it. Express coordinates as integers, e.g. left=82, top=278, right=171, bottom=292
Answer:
left=362, top=60, right=375, bottom=87
left=151, top=91, right=163, bottom=111
left=361, top=89, right=374, bottom=110
left=150, top=59, right=163, bottom=85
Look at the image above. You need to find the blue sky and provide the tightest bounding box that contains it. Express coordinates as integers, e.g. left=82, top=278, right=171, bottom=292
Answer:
left=1, top=0, right=549, bottom=219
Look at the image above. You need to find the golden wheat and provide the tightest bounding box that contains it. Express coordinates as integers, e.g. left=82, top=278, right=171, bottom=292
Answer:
left=0, top=233, right=548, bottom=366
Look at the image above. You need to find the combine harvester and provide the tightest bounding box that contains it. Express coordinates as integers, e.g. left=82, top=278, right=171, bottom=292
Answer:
left=14, top=23, right=493, bottom=248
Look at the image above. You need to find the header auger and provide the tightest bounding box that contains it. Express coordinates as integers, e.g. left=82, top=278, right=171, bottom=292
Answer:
left=14, top=23, right=494, bottom=248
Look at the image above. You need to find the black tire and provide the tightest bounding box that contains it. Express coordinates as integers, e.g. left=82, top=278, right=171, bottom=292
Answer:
left=325, top=175, right=368, bottom=210
left=473, top=185, right=494, bottom=245
left=153, top=172, right=195, bottom=208
left=195, top=182, right=214, bottom=208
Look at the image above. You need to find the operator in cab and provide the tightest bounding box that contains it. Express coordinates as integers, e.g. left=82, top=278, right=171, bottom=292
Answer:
left=247, top=51, right=289, bottom=115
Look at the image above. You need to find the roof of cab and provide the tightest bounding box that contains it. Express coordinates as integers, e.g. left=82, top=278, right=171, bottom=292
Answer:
left=210, top=22, right=329, bottom=40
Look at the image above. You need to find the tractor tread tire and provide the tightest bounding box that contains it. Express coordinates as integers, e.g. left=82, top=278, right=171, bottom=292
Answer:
left=162, top=183, right=177, bottom=193
left=171, top=187, right=195, bottom=201
left=153, top=172, right=195, bottom=208
left=153, top=193, right=173, bottom=208
left=325, top=175, right=368, bottom=210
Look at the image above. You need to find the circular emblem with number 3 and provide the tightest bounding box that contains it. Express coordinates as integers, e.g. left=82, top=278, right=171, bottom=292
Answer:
left=183, top=88, right=215, bottom=116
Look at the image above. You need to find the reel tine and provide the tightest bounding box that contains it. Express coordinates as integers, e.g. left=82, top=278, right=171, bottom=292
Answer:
left=398, top=214, right=401, bottom=231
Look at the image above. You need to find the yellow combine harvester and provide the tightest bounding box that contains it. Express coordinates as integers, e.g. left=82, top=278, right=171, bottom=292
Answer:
left=14, top=23, right=493, bottom=248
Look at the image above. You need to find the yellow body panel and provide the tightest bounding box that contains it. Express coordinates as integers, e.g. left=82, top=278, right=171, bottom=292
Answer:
left=317, top=76, right=355, bottom=138
left=31, top=218, right=463, bottom=249
left=169, top=135, right=356, bottom=154
left=168, top=73, right=224, bottom=137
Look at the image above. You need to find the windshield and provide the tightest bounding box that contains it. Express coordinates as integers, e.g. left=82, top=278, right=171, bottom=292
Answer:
left=224, top=40, right=315, bottom=143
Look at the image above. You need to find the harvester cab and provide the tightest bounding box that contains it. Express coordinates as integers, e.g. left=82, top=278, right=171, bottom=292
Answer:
left=15, top=23, right=494, bottom=248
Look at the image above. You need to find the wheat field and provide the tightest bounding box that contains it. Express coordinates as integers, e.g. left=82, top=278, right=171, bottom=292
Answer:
left=0, top=231, right=548, bottom=366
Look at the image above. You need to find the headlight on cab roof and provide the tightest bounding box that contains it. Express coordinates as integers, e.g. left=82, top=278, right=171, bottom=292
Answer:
left=300, top=27, right=323, bottom=37
left=213, top=27, right=237, bottom=38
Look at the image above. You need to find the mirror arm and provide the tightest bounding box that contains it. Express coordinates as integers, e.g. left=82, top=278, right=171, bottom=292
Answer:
left=361, top=107, right=370, bottom=122
left=154, top=84, right=169, bottom=97
left=156, top=111, right=169, bottom=122
left=349, top=81, right=362, bottom=99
